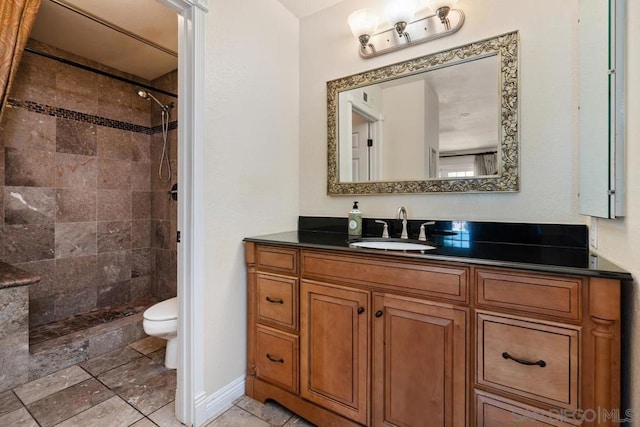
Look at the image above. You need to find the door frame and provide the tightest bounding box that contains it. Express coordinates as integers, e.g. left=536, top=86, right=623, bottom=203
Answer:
left=156, top=0, right=207, bottom=425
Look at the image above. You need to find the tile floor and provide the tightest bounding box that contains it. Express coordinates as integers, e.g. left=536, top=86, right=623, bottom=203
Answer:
left=0, top=336, right=314, bottom=426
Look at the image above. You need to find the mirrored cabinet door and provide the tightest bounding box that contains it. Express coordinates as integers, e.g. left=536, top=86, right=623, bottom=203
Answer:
left=579, top=0, right=625, bottom=218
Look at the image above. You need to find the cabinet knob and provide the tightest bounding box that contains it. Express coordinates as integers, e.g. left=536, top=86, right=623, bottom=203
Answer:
left=357, top=307, right=365, bottom=314
left=375, top=310, right=383, bottom=318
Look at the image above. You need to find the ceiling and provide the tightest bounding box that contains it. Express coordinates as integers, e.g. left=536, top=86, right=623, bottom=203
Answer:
left=28, top=0, right=342, bottom=81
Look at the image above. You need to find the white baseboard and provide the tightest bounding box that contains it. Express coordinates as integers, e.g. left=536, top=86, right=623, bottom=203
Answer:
left=194, top=375, right=245, bottom=426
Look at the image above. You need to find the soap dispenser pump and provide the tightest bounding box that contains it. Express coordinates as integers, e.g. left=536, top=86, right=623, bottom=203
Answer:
left=348, top=201, right=363, bottom=238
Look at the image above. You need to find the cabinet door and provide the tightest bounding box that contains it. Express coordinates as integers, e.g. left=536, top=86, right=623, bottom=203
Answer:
left=300, top=280, right=369, bottom=425
left=373, top=294, right=468, bottom=427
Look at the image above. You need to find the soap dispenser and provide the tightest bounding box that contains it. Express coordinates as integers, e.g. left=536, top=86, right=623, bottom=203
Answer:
left=348, top=201, right=363, bottom=238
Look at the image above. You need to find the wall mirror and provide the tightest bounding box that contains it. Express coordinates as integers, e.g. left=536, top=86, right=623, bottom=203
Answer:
left=327, top=31, right=519, bottom=195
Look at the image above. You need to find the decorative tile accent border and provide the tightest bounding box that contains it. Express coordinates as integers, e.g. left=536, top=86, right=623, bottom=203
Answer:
left=7, top=98, right=177, bottom=135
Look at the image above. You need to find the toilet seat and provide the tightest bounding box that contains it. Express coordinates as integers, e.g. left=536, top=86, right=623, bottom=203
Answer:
left=143, top=297, right=177, bottom=321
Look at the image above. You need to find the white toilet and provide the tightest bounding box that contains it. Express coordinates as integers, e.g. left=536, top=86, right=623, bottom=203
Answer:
left=143, top=297, right=178, bottom=369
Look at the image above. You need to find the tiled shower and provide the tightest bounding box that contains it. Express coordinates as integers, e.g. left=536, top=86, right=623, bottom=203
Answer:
left=0, top=39, right=177, bottom=379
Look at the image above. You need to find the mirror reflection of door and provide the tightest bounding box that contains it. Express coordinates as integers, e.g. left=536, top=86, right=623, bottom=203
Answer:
left=351, top=113, right=369, bottom=181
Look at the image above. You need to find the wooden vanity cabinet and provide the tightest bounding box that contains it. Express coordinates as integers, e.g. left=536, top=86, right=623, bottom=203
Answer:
left=245, top=243, right=622, bottom=427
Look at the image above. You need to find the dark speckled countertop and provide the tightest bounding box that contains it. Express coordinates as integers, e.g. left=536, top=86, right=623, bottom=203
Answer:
left=0, top=262, right=41, bottom=289
left=244, top=217, right=633, bottom=281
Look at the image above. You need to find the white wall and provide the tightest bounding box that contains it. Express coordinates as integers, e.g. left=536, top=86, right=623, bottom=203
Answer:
left=597, top=0, right=640, bottom=416
left=202, top=0, right=299, bottom=394
left=299, top=0, right=581, bottom=224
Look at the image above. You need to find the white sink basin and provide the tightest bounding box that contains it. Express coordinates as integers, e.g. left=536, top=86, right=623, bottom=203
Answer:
left=349, top=240, right=436, bottom=251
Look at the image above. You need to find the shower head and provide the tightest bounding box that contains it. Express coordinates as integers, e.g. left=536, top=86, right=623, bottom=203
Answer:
left=136, top=89, right=173, bottom=112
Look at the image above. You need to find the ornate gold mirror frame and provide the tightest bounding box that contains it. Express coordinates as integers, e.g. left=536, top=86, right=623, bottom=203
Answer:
left=327, top=31, right=519, bottom=195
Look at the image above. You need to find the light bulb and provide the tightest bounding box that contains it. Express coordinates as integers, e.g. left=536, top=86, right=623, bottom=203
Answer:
left=384, top=0, right=418, bottom=27
left=427, top=0, right=458, bottom=11
left=347, top=9, right=379, bottom=39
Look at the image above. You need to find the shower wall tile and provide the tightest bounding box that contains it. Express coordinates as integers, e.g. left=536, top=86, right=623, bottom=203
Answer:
left=56, top=118, right=97, bottom=156
left=55, top=69, right=101, bottom=117
left=55, top=256, right=97, bottom=294
left=97, top=221, right=132, bottom=253
left=151, top=191, right=168, bottom=221
left=10, top=54, right=58, bottom=106
left=97, top=281, right=131, bottom=308
left=131, top=134, right=151, bottom=163
left=55, top=153, right=97, bottom=189
left=132, top=162, right=151, bottom=191
left=54, top=288, right=97, bottom=321
left=152, top=220, right=172, bottom=250
left=0, top=106, right=56, bottom=152
left=154, top=276, right=176, bottom=301
left=55, top=222, right=97, bottom=259
left=0, top=286, right=29, bottom=340
left=0, top=334, right=29, bottom=392
left=56, top=189, right=96, bottom=223
left=97, top=190, right=132, bottom=221
left=4, top=224, right=55, bottom=264
left=97, top=127, right=132, bottom=161
left=4, top=187, right=56, bottom=225
left=153, top=249, right=175, bottom=280
left=98, top=158, right=131, bottom=190
left=17, top=260, right=56, bottom=299
left=97, top=250, right=131, bottom=285
left=5, top=148, right=56, bottom=187
left=132, top=192, right=151, bottom=220
left=29, top=297, right=56, bottom=327
left=131, top=248, right=152, bottom=279
left=131, top=276, right=152, bottom=300
left=28, top=338, right=89, bottom=381
left=131, top=220, right=151, bottom=249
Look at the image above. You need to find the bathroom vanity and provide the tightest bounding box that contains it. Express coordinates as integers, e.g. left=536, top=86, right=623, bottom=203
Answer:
left=244, top=220, right=631, bottom=426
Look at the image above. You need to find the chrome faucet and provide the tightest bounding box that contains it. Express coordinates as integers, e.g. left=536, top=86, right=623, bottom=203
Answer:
left=396, top=206, right=409, bottom=239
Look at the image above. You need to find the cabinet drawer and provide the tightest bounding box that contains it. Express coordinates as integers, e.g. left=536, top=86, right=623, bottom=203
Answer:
left=476, top=312, right=580, bottom=409
left=475, top=391, right=579, bottom=426
left=257, top=246, right=298, bottom=274
left=256, top=325, right=298, bottom=394
left=302, top=251, right=468, bottom=302
left=476, top=269, right=581, bottom=320
left=257, top=273, right=298, bottom=330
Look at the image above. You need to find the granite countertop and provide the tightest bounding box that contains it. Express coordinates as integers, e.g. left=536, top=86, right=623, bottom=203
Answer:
left=0, top=262, right=41, bottom=289
left=244, top=229, right=633, bottom=281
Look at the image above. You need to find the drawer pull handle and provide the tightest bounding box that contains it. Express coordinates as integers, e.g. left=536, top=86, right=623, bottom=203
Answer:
left=375, top=310, right=384, bottom=318
left=266, top=353, right=284, bottom=363
left=502, top=352, right=547, bottom=368
left=265, top=296, right=284, bottom=304
left=358, top=307, right=365, bottom=314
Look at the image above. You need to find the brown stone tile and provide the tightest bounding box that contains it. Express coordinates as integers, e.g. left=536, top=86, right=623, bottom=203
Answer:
left=0, top=407, right=38, bottom=427
left=55, top=152, right=97, bottom=189
left=154, top=276, right=177, bottom=301
left=98, top=77, right=144, bottom=124
left=153, top=220, right=172, bottom=249
left=79, top=345, right=143, bottom=376
left=5, top=147, right=56, bottom=187
left=97, top=357, right=167, bottom=396
left=284, top=415, right=316, bottom=426
left=98, top=158, right=132, bottom=190
left=97, top=126, right=132, bottom=160
left=55, top=69, right=100, bottom=117
left=0, top=286, right=28, bottom=339
left=53, top=288, right=97, bottom=321
left=0, top=106, right=56, bottom=152
left=55, top=222, right=97, bottom=259
left=97, top=280, right=131, bottom=308
left=97, top=220, right=132, bottom=253
left=28, top=338, right=90, bottom=381
left=4, top=187, right=55, bottom=225
left=132, top=248, right=152, bottom=278
left=152, top=190, right=169, bottom=220
left=56, top=118, right=97, bottom=156
left=55, top=396, right=143, bottom=427
left=147, top=347, right=167, bottom=366
left=26, top=378, right=114, bottom=427
left=54, top=255, right=97, bottom=293
left=131, top=418, right=157, bottom=427
left=13, top=365, right=90, bottom=405
left=206, top=406, right=270, bottom=427
left=29, top=297, right=56, bottom=326
left=131, top=276, right=153, bottom=300
left=116, top=369, right=176, bottom=415
left=154, top=249, right=175, bottom=279
left=132, top=161, right=152, bottom=191
left=10, top=53, right=58, bottom=105
left=88, top=326, right=139, bottom=359
left=132, top=220, right=152, bottom=249
left=148, top=402, right=185, bottom=427
left=133, top=191, right=152, bottom=219
left=17, top=259, right=56, bottom=299
left=132, top=133, right=152, bottom=162
left=235, top=396, right=294, bottom=426
left=97, top=189, right=132, bottom=221
left=3, top=224, right=55, bottom=263
left=97, top=250, right=131, bottom=284
left=130, top=336, right=166, bottom=356
left=0, top=334, right=29, bottom=391
left=0, top=391, right=22, bottom=418
left=56, top=188, right=96, bottom=222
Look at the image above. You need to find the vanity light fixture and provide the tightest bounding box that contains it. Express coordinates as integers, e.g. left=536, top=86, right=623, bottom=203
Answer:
left=347, top=0, right=464, bottom=58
